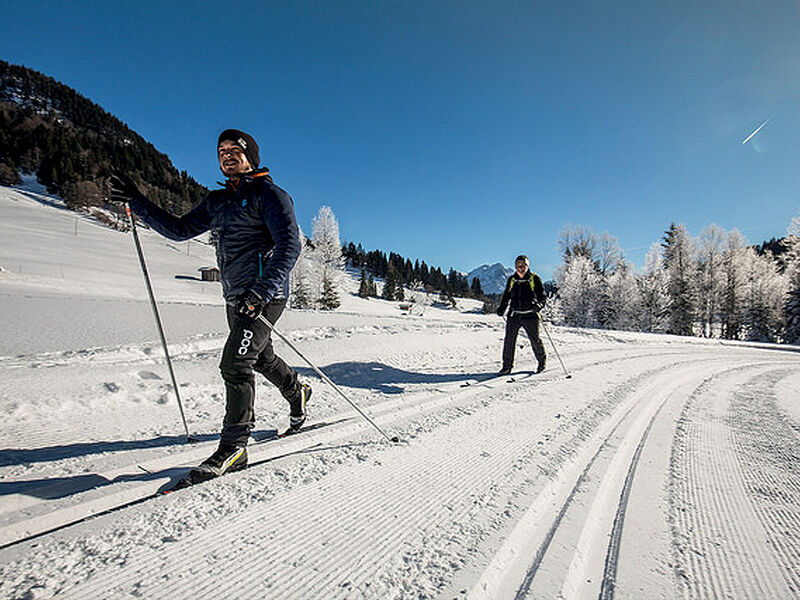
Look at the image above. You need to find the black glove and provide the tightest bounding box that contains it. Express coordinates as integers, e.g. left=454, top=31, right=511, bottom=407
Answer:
left=236, top=290, right=266, bottom=319
left=496, top=307, right=505, bottom=317
left=109, top=173, right=141, bottom=204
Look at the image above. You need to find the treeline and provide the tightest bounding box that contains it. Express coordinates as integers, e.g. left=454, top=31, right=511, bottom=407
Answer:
left=0, top=60, right=205, bottom=215
left=552, top=222, right=800, bottom=344
left=342, top=242, right=483, bottom=301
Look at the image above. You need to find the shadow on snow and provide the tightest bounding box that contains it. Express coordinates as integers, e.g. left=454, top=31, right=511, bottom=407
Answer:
left=295, top=361, right=487, bottom=395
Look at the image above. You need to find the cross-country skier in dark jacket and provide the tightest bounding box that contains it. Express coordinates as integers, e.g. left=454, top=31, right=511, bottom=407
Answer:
left=110, top=129, right=311, bottom=482
left=496, top=254, right=547, bottom=376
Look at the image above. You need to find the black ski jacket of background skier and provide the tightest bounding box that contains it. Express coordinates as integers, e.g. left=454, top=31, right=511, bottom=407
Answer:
left=497, top=271, right=546, bottom=316
left=127, top=169, right=301, bottom=303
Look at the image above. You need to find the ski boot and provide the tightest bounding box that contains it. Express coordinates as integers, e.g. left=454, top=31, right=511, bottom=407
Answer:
left=287, top=383, right=312, bottom=433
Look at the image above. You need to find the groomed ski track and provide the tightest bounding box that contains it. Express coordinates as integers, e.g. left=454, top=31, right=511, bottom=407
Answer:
left=1, top=322, right=799, bottom=599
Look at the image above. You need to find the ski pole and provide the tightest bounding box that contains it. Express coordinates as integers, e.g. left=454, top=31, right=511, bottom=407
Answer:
left=540, top=318, right=572, bottom=379
left=125, top=204, right=196, bottom=443
left=256, top=314, right=400, bottom=443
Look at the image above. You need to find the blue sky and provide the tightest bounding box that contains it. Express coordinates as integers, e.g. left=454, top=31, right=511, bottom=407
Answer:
left=2, top=1, right=799, bottom=280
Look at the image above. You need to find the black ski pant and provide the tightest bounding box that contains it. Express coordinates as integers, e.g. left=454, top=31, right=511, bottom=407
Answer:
left=502, top=312, right=546, bottom=371
left=219, top=300, right=299, bottom=447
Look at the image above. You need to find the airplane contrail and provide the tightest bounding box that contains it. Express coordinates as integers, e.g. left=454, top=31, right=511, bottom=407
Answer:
left=741, top=116, right=772, bottom=145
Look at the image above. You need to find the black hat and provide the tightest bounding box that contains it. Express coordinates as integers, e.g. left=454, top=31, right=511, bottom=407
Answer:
left=218, top=129, right=259, bottom=169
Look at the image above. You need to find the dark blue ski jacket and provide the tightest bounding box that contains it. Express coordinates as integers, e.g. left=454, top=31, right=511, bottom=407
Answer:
left=128, top=169, right=301, bottom=303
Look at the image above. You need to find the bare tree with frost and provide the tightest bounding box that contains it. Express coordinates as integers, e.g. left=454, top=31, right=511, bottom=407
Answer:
left=695, top=224, right=726, bottom=337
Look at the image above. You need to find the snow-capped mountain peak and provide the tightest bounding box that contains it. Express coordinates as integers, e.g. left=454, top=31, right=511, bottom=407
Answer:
left=466, top=263, right=513, bottom=295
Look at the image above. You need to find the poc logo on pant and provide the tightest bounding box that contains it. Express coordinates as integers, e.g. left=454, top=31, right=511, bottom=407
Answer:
left=237, top=329, right=254, bottom=356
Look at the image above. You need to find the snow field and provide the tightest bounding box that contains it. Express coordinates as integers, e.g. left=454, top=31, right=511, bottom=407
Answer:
left=2, top=184, right=800, bottom=599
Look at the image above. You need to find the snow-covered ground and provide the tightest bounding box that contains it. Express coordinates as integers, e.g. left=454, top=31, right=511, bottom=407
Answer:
left=1, top=185, right=799, bottom=599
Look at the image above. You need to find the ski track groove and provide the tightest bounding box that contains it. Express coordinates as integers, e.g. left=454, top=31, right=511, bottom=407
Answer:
left=472, top=355, right=736, bottom=599
left=598, top=382, right=666, bottom=600
left=671, top=364, right=796, bottom=600
left=728, top=369, right=800, bottom=595
left=3, top=342, right=797, bottom=599
left=552, top=358, right=734, bottom=600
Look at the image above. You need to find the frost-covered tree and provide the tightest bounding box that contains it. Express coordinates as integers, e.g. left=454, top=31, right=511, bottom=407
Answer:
left=695, top=224, right=726, bottom=337
left=289, top=228, right=314, bottom=309
left=310, top=206, right=343, bottom=309
left=720, top=230, right=748, bottom=340
left=598, top=232, right=624, bottom=276
left=601, top=261, right=642, bottom=331
left=311, top=206, right=343, bottom=270
left=557, top=255, right=603, bottom=328
left=558, top=225, right=598, bottom=269
left=741, top=247, right=785, bottom=342
left=782, top=214, right=800, bottom=343
left=662, top=223, right=696, bottom=336
left=541, top=293, right=564, bottom=325
left=637, top=242, right=669, bottom=332
left=558, top=226, right=622, bottom=277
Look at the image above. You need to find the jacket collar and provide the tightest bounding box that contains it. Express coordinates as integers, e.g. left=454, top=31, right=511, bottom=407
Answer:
left=218, top=167, right=272, bottom=190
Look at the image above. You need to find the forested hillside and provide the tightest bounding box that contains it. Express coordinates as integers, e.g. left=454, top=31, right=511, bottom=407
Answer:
left=0, top=60, right=206, bottom=214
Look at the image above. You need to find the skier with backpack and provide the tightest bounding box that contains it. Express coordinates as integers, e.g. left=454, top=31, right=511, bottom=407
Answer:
left=110, top=129, right=312, bottom=483
left=496, top=255, right=547, bottom=376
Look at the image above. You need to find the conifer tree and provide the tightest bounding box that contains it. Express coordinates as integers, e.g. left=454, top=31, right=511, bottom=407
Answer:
left=367, top=274, right=377, bottom=297
left=319, top=268, right=341, bottom=310
left=782, top=215, right=800, bottom=343
left=471, top=277, right=484, bottom=298
left=482, top=296, right=497, bottom=314
left=382, top=263, right=399, bottom=300
left=662, top=223, right=696, bottom=336
left=358, top=269, right=370, bottom=298
left=291, top=276, right=312, bottom=309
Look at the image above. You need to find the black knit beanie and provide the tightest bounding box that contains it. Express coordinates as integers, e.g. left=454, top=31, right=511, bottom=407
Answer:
left=217, top=129, right=260, bottom=169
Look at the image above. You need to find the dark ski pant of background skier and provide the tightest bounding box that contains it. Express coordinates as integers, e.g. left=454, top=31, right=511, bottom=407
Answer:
left=502, top=312, right=546, bottom=371
left=219, top=300, right=299, bottom=446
